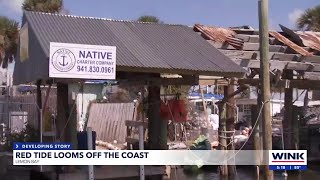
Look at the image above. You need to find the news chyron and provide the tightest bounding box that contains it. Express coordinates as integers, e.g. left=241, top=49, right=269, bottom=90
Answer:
left=269, top=150, right=307, bottom=171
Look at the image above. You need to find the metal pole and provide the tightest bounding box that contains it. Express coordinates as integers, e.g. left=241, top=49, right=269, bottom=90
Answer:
left=87, top=127, right=94, bottom=180
left=40, top=108, right=43, bottom=172
left=139, top=125, right=145, bottom=180
left=259, top=0, right=274, bottom=179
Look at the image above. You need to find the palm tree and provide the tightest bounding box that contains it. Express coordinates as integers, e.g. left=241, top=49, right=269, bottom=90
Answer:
left=137, top=15, right=160, bottom=23
left=296, top=5, right=320, bottom=31
left=0, top=16, right=19, bottom=68
left=23, top=0, right=63, bottom=13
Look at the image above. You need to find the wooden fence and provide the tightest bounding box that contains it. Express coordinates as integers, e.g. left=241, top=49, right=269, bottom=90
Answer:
left=87, top=103, right=135, bottom=143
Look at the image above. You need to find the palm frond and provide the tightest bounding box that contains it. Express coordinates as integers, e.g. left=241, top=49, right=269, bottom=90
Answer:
left=296, top=5, right=320, bottom=31
left=23, top=0, right=62, bottom=13
left=0, top=16, right=19, bottom=69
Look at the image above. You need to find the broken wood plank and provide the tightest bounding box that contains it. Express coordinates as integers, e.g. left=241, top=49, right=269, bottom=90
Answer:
left=272, top=53, right=301, bottom=61
left=219, top=49, right=258, bottom=59
left=304, top=72, right=320, bottom=80
left=233, top=59, right=288, bottom=70
left=269, top=31, right=312, bottom=56
left=300, top=56, right=320, bottom=63
left=242, top=43, right=286, bottom=52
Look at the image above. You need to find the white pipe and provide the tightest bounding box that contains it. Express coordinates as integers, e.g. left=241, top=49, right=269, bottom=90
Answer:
left=87, top=127, right=94, bottom=180
left=139, top=125, right=145, bottom=180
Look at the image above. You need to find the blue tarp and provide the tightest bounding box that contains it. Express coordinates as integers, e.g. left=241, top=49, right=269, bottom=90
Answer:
left=17, top=86, right=36, bottom=92
left=189, top=93, right=224, bottom=100
left=84, top=80, right=118, bottom=85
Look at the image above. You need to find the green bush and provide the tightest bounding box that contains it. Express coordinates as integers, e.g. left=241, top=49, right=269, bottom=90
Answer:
left=4, top=124, right=39, bottom=151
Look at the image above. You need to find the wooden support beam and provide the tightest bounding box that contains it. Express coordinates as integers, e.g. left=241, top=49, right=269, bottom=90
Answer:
left=36, top=80, right=42, bottom=135
left=283, top=70, right=294, bottom=150
left=147, top=83, right=167, bottom=150
left=218, top=102, right=228, bottom=176
left=119, top=76, right=199, bottom=86
left=233, top=59, right=320, bottom=72
left=235, top=34, right=277, bottom=44
left=199, top=79, right=231, bottom=86
left=304, top=72, right=320, bottom=80
left=211, top=41, right=287, bottom=52
left=56, top=83, right=71, bottom=142
left=301, top=56, right=320, bottom=63
left=238, top=78, right=320, bottom=90
left=219, top=49, right=300, bottom=61
left=226, top=80, right=236, bottom=175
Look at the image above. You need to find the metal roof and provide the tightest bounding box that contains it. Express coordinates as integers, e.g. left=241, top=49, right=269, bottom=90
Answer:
left=280, top=24, right=320, bottom=52
left=194, top=24, right=243, bottom=49
left=296, top=31, right=320, bottom=52
left=13, top=11, right=245, bottom=85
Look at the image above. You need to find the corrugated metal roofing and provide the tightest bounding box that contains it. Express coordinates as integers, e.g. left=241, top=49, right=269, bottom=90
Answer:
left=13, top=11, right=245, bottom=84
left=194, top=24, right=243, bottom=49
left=296, top=31, right=320, bottom=52
left=280, top=24, right=320, bottom=52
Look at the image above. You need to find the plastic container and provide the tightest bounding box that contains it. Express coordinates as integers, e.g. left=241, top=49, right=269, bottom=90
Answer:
left=77, top=131, right=96, bottom=150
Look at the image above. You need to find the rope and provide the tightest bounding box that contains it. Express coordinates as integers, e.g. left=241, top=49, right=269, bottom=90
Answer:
left=218, top=100, right=269, bottom=162
left=59, top=98, right=78, bottom=141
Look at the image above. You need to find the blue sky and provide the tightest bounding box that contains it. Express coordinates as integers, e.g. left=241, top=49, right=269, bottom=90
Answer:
left=0, top=0, right=319, bottom=30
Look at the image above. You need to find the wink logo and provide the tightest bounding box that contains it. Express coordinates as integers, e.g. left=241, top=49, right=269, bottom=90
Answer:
left=269, top=150, right=307, bottom=171
left=271, top=152, right=305, bottom=163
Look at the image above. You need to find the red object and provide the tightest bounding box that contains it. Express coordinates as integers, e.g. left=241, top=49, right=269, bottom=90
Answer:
left=160, top=101, right=170, bottom=120
left=168, top=100, right=187, bottom=122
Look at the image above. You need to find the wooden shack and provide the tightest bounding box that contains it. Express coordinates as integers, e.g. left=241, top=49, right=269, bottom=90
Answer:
left=11, top=11, right=245, bottom=179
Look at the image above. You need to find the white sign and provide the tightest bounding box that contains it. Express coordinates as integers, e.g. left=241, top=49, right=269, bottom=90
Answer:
left=49, top=42, right=116, bottom=79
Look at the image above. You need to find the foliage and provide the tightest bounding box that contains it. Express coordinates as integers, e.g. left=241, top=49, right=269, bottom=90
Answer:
left=190, top=135, right=211, bottom=150
left=296, top=5, right=320, bottom=31
left=4, top=124, right=39, bottom=151
left=137, top=15, right=160, bottom=23
left=23, top=0, right=63, bottom=13
left=0, top=16, right=19, bottom=68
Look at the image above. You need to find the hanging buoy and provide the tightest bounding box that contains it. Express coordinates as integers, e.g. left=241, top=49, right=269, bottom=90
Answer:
left=169, top=100, right=187, bottom=122
left=160, top=101, right=170, bottom=120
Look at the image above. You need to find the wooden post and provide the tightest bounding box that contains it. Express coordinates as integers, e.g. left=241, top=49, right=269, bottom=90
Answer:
left=218, top=102, right=228, bottom=176
left=259, top=0, right=273, bottom=179
left=283, top=70, right=293, bottom=150
left=148, top=83, right=167, bottom=150
left=36, top=80, right=42, bottom=134
left=252, top=88, right=262, bottom=180
left=57, top=83, right=70, bottom=142
left=226, top=80, right=235, bottom=175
